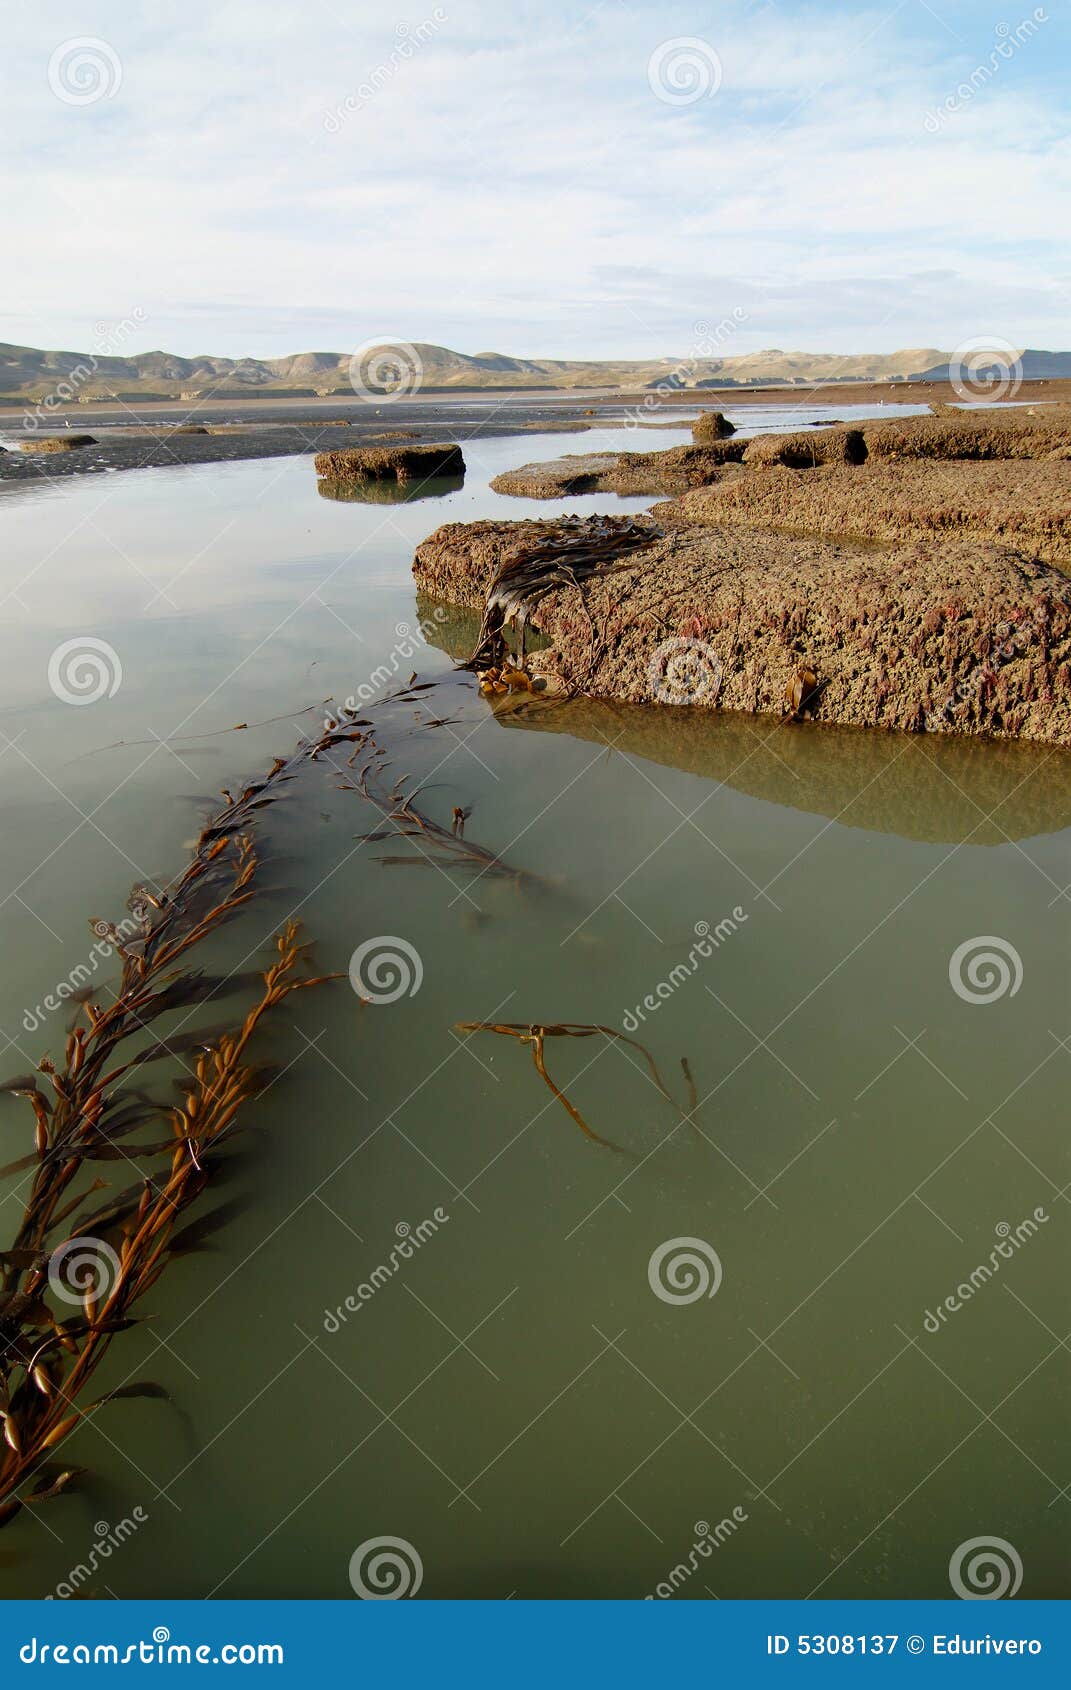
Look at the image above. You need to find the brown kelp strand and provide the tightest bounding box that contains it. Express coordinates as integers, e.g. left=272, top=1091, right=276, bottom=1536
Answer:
left=0, top=701, right=443, bottom=1523
left=466, top=515, right=661, bottom=672
left=454, top=1021, right=693, bottom=1150
left=335, top=741, right=535, bottom=887
left=0, top=915, right=334, bottom=1522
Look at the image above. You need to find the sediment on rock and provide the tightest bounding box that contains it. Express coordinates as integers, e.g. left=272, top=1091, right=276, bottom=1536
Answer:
left=413, top=514, right=1071, bottom=745
left=742, top=427, right=867, bottom=468
left=489, top=407, right=1071, bottom=506
left=663, top=460, right=1071, bottom=567
left=18, top=433, right=97, bottom=451
left=313, top=442, right=465, bottom=482
left=489, top=441, right=745, bottom=498
left=691, top=411, right=736, bottom=443
left=862, top=407, right=1071, bottom=462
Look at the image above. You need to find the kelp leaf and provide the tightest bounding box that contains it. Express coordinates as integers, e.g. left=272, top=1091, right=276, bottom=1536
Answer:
left=89, top=1382, right=170, bottom=1407
left=26, top=1468, right=85, bottom=1504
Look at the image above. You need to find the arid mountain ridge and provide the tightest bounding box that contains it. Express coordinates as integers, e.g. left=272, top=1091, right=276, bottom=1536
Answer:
left=3, top=339, right=1070, bottom=400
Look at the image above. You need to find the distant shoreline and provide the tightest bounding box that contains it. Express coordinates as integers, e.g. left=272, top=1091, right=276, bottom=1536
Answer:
left=3, top=377, right=1069, bottom=431
left=3, top=385, right=1068, bottom=486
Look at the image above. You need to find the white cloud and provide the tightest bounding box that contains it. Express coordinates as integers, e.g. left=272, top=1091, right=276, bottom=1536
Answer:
left=1, top=0, right=1067, bottom=355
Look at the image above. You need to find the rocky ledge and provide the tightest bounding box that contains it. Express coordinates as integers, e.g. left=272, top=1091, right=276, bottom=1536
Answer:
left=487, top=409, right=1071, bottom=565
left=313, top=442, right=465, bottom=483
left=489, top=441, right=744, bottom=498
left=412, top=408, right=1071, bottom=746
left=663, top=459, right=1071, bottom=568
left=413, top=513, right=1071, bottom=745
left=18, top=433, right=97, bottom=452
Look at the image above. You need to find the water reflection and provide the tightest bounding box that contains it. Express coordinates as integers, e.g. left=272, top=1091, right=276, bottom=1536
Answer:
left=499, top=697, right=1071, bottom=846
left=317, top=473, right=466, bottom=504
left=0, top=421, right=1065, bottom=1602
left=417, top=593, right=1071, bottom=846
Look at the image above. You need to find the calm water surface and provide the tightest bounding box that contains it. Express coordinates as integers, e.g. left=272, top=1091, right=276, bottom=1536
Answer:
left=0, top=410, right=1067, bottom=1599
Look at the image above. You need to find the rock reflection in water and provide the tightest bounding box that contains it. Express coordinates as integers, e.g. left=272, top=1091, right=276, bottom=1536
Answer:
left=415, top=592, right=1071, bottom=847
left=501, top=696, right=1071, bottom=846
left=317, top=473, right=465, bottom=504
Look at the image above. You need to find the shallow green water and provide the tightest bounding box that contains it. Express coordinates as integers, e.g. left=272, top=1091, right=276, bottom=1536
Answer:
left=0, top=414, right=1067, bottom=1600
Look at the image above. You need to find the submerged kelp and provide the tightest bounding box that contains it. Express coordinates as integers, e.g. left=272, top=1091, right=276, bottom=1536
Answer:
left=337, top=731, right=536, bottom=886
left=0, top=919, right=327, bottom=1525
left=0, top=697, right=453, bottom=1524
left=455, top=1021, right=697, bottom=1151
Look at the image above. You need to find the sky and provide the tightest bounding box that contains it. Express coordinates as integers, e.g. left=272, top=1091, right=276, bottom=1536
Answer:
left=2, top=0, right=1069, bottom=360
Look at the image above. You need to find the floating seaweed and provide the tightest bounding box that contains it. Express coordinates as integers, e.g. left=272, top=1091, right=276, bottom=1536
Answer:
left=335, top=743, right=534, bottom=887
left=466, top=515, right=660, bottom=673
left=0, top=889, right=332, bottom=1522
left=0, top=703, right=440, bottom=1523
left=0, top=679, right=559, bottom=1520
left=454, top=1020, right=692, bottom=1150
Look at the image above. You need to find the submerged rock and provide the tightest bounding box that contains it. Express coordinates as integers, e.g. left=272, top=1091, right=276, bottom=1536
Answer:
left=317, top=472, right=464, bottom=504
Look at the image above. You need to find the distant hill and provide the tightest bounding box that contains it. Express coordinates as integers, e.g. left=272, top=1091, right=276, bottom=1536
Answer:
left=2, top=338, right=1067, bottom=402
left=914, top=349, right=1071, bottom=382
